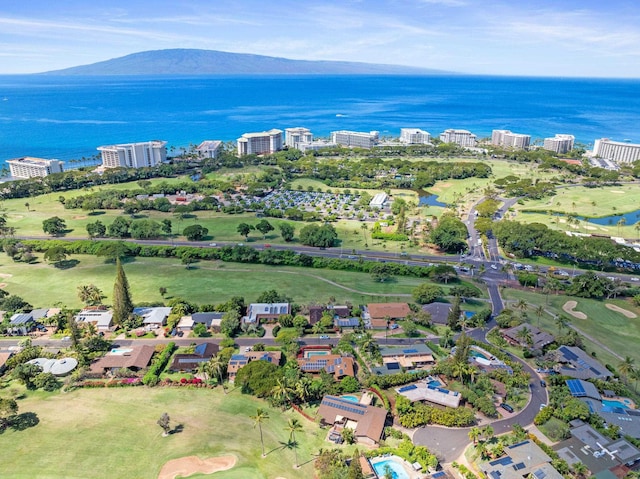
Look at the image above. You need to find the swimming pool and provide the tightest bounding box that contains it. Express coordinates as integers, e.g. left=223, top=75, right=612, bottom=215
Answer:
left=427, top=380, right=442, bottom=387
left=470, top=350, right=489, bottom=360
left=371, top=458, right=410, bottom=479
left=463, top=311, right=475, bottom=319
left=342, top=395, right=359, bottom=403
left=110, top=348, right=133, bottom=355
left=602, top=399, right=630, bottom=409
left=305, top=351, right=329, bottom=358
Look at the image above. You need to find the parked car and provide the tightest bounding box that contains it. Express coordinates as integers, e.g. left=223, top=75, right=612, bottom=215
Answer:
left=500, top=403, right=514, bottom=413
left=319, top=335, right=330, bottom=339
left=390, top=324, right=399, bottom=330
left=540, top=380, right=547, bottom=387
left=540, top=403, right=547, bottom=411
left=209, top=242, right=217, bottom=246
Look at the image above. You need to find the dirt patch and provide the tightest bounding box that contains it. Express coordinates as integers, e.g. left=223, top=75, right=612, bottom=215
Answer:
left=0, top=283, right=6, bottom=288
left=562, top=301, right=587, bottom=319
left=610, top=190, right=625, bottom=194
left=158, top=455, right=236, bottom=479
left=0, top=273, right=12, bottom=278
left=72, top=215, right=88, bottom=220
left=606, top=303, right=637, bottom=319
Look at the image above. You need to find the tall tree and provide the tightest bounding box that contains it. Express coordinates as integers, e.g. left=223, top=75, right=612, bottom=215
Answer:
left=250, top=408, right=270, bottom=457
left=256, top=219, right=274, bottom=239
left=278, top=223, right=295, bottom=242
left=285, top=418, right=303, bottom=468
left=112, top=259, right=133, bottom=326
left=157, top=412, right=171, bottom=437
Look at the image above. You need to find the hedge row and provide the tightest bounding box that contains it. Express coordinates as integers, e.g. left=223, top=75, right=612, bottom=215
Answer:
left=142, top=342, right=176, bottom=386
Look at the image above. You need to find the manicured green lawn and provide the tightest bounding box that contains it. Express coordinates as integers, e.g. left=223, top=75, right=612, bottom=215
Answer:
left=513, top=184, right=640, bottom=237
left=0, top=254, right=463, bottom=308
left=0, top=386, right=327, bottom=478
left=501, top=288, right=640, bottom=366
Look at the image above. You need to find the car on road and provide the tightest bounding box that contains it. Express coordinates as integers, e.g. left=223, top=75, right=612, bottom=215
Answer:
left=347, top=255, right=356, bottom=259
left=61, top=336, right=71, bottom=341
left=540, top=403, right=547, bottom=411
left=237, top=243, right=244, bottom=246
left=540, top=379, right=546, bottom=387
left=631, top=277, right=640, bottom=282
left=500, top=403, right=514, bottom=413
left=264, top=244, right=271, bottom=248
left=319, top=335, right=330, bottom=339
left=490, top=264, right=498, bottom=270
left=400, top=252, right=408, bottom=257
left=208, top=243, right=217, bottom=246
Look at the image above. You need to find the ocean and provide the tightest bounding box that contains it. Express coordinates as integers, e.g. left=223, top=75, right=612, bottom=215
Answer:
left=0, top=74, right=639, bottom=166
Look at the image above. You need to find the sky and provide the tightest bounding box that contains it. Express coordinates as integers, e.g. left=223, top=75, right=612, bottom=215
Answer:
left=1, top=0, right=640, bottom=77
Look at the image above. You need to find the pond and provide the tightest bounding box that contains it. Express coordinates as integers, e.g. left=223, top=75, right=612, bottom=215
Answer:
left=417, top=192, right=447, bottom=208
left=525, top=209, right=640, bottom=227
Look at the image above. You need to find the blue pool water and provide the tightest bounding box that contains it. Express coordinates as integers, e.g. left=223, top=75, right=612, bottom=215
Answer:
left=463, top=311, right=475, bottom=319
left=470, top=350, right=489, bottom=360
left=602, top=399, right=629, bottom=410
left=372, top=459, right=410, bottom=479
left=342, top=395, right=359, bottom=403
left=427, top=380, right=442, bottom=387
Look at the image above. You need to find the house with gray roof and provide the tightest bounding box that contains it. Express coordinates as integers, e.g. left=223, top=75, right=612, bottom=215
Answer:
left=480, top=440, right=564, bottom=479
left=168, top=343, right=218, bottom=372
left=555, top=421, right=640, bottom=476
left=555, top=345, right=613, bottom=380
left=133, top=306, right=172, bottom=329
left=502, top=324, right=555, bottom=351
left=421, top=302, right=452, bottom=325
left=76, top=307, right=113, bottom=331
left=244, top=303, right=290, bottom=324
left=9, top=312, right=35, bottom=334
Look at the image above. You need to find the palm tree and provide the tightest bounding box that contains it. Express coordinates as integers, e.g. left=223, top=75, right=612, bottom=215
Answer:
left=468, top=426, right=481, bottom=444
left=516, top=299, right=528, bottom=312
left=516, top=326, right=533, bottom=348
left=285, top=418, right=303, bottom=468
left=534, top=305, right=545, bottom=326
left=571, top=461, right=589, bottom=479
left=250, top=408, right=270, bottom=457
left=205, top=356, right=226, bottom=394
left=617, top=217, right=626, bottom=236
left=482, top=425, right=494, bottom=441
left=555, top=315, right=569, bottom=333
left=618, top=356, right=636, bottom=382
left=271, top=378, right=292, bottom=408
left=360, top=223, right=368, bottom=247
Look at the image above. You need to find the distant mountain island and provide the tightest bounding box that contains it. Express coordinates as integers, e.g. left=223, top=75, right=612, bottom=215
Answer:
left=41, top=49, right=451, bottom=76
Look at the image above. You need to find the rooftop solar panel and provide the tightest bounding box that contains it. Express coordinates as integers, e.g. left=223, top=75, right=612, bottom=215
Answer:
left=398, top=384, right=418, bottom=393
left=403, top=349, right=418, bottom=354
left=489, top=457, right=513, bottom=467
left=513, top=463, right=526, bottom=471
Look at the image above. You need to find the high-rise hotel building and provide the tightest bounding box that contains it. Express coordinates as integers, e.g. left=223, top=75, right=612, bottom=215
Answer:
left=542, top=134, right=574, bottom=154
left=439, top=129, right=477, bottom=147
left=592, top=138, right=640, bottom=164
left=400, top=128, right=431, bottom=144
left=331, top=130, right=379, bottom=149
left=491, top=130, right=531, bottom=149
left=7, top=157, right=64, bottom=178
left=285, top=127, right=313, bottom=149
left=98, top=141, right=167, bottom=169
left=237, top=129, right=283, bottom=156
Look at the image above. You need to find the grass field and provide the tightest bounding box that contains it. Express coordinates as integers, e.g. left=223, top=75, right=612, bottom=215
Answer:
left=501, top=288, right=640, bottom=366
left=512, top=184, right=640, bottom=237
left=0, top=254, right=475, bottom=308
left=0, top=386, right=327, bottom=479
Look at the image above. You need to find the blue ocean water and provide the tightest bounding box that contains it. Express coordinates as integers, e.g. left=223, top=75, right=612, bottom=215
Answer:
left=0, top=74, right=639, bottom=166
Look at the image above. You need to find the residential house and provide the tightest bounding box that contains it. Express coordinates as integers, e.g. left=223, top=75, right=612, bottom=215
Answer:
left=168, top=343, right=219, bottom=372
left=244, top=303, right=290, bottom=324
left=502, top=324, right=555, bottom=351
left=0, top=351, right=13, bottom=374
left=380, top=344, right=435, bottom=370
left=335, top=317, right=361, bottom=329
left=566, top=379, right=602, bottom=400
left=555, top=421, right=640, bottom=476
left=76, top=307, right=113, bottom=331
left=227, top=351, right=282, bottom=382
left=365, top=303, right=411, bottom=329
left=395, top=379, right=461, bottom=408
left=9, top=312, right=35, bottom=335
left=308, top=305, right=350, bottom=325
left=89, top=345, right=155, bottom=375
left=177, top=312, right=224, bottom=332
left=133, top=306, right=172, bottom=329
left=298, top=354, right=355, bottom=380
left=317, top=395, right=388, bottom=445
left=554, top=345, right=613, bottom=380
left=480, top=440, right=564, bottom=479
left=421, top=302, right=452, bottom=325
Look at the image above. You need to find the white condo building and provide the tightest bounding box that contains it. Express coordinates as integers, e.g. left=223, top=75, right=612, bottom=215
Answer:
left=98, top=141, right=167, bottom=169
left=491, top=130, right=531, bottom=149
left=592, top=138, right=640, bottom=164
left=400, top=128, right=431, bottom=144
left=543, top=134, right=575, bottom=154
left=439, top=129, right=477, bottom=147
left=7, top=157, right=64, bottom=178
left=285, top=127, right=313, bottom=149
left=331, top=130, right=379, bottom=149
left=237, top=129, right=283, bottom=156
left=196, top=140, right=222, bottom=159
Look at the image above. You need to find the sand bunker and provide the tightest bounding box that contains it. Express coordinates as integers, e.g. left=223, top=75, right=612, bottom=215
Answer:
left=73, top=215, right=88, bottom=220
left=610, top=190, right=625, bottom=194
left=0, top=283, right=6, bottom=288
left=563, top=301, right=587, bottom=319
left=606, top=303, right=637, bottom=319
left=0, top=273, right=12, bottom=278
left=158, top=455, right=236, bottom=479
